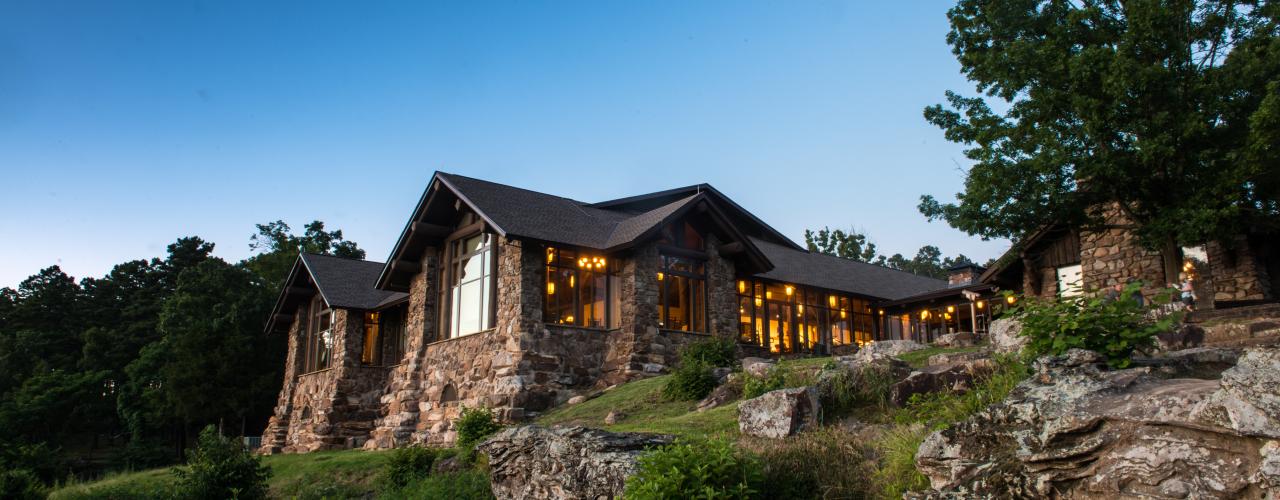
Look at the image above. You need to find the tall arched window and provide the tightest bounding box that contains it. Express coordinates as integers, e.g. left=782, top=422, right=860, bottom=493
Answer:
left=442, top=230, right=495, bottom=338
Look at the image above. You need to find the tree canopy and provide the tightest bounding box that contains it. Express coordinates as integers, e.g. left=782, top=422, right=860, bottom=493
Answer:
left=919, top=0, right=1280, bottom=249
left=803, top=226, right=978, bottom=279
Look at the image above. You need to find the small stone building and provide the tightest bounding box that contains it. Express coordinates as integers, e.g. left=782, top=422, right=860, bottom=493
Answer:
left=258, top=172, right=998, bottom=453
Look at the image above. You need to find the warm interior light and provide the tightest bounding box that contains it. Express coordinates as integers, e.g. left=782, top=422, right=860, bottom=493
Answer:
left=657, top=272, right=664, bottom=281
left=977, top=301, right=985, bottom=309
left=754, top=296, right=763, bottom=308
left=570, top=275, right=575, bottom=288
left=547, top=282, right=555, bottom=295
left=946, top=305, right=955, bottom=313
left=565, top=315, right=574, bottom=323
left=785, top=285, right=794, bottom=296
left=920, top=310, right=929, bottom=320
left=546, top=248, right=555, bottom=264
left=1006, top=295, right=1017, bottom=305
left=944, top=313, right=952, bottom=320
left=766, top=291, right=773, bottom=300
left=828, top=295, right=837, bottom=308
left=798, top=304, right=805, bottom=313
left=878, top=309, right=884, bottom=315
left=738, top=280, right=747, bottom=294
left=840, top=308, right=847, bottom=319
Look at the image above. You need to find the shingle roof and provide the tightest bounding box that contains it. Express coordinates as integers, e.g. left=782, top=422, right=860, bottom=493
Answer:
left=302, top=253, right=407, bottom=309
left=749, top=238, right=949, bottom=300
left=438, top=172, right=707, bottom=251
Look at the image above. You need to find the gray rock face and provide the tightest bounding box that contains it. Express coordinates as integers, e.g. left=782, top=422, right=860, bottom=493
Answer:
left=853, top=340, right=927, bottom=364
left=741, top=357, right=775, bottom=378
left=988, top=317, right=1028, bottom=354
left=737, top=387, right=820, bottom=439
left=914, top=347, right=1280, bottom=499
left=933, top=332, right=975, bottom=348
left=926, top=350, right=989, bottom=367
left=477, top=425, right=674, bottom=500
left=889, top=359, right=994, bottom=407
left=696, top=378, right=742, bottom=412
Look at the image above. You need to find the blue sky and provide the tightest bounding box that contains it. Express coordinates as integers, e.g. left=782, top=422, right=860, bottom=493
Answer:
left=0, top=0, right=1009, bottom=288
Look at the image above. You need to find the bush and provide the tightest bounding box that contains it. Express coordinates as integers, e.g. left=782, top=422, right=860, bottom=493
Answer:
left=624, top=438, right=764, bottom=499
left=817, top=363, right=898, bottom=418
left=679, top=337, right=737, bottom=368
left=394, top=469, right=494, bottom=499
left=455, top=406, right=502, bottom=449
left=741, top=365, right=786, bottom=400
left=872, top=424, right=931, bottom=499
left=0, top=469, right=45, bottom=500
left=379, top=445, right=439, bottom=489
left=1012, top=283, right=1180, bottom=367
left=662, top=361, right=719, bottom=401
left=172, top=425, right=270, bottom=500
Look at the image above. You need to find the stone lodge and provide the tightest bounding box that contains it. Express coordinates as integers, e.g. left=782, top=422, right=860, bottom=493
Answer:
left=257, top=172, right=1276, bottom=453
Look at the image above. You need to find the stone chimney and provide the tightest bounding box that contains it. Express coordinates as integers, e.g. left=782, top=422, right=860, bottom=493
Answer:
left=947, top=263, right=983, bottom=286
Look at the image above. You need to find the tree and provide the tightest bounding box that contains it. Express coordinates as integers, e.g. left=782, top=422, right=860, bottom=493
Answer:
left=920, top=1, right=1280, bottom=261
left=804, top=227, right=880, bottom=262
left=245, top=220, right=365, bottom=289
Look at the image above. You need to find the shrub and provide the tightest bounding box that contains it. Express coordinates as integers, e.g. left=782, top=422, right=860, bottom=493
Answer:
left=624, top=438, right=764, bottom=499
left=379, top=445, right=439, bottom=489
left=1012, top=283, right=1181, bottom=367
left=0, top=469, right=45, bottom=500
left=678, top=337, right=737, bottom=368
left=872, top=424, right=931, bottom=499
left=455, top=406, right=502, bottom=449
left=394, top=469, right=494, bottom=499
left=171, top=425, right=270, bottom=500
left=740, top=365, right=786, bottom=400
left=662, top=360, right=719, bottom=401
left=749, top=427, right=876, bottom=499
left=817, top=363, right=898, bottom=418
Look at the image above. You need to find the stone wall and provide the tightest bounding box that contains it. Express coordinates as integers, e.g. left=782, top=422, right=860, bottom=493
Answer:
left=260, top=308, right=388, bottom=453
left=1207, top=236, right=1273, bottom=303
left=1079, top=204, right=1168, bottom=296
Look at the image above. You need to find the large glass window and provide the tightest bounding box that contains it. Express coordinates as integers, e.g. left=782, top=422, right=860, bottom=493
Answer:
left=361, top=304, right=408, bottom=366
left=544, top=247, right=612, bottom=328
left=303, top=295, right=333, bottom=372
left=735, top=279, right=877, bottom=353
left=658, top=254, right=707, bottom=332
left=444, top=232, right=495, bottom=338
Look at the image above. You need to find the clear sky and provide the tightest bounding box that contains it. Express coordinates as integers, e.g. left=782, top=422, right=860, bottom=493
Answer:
left=0, top=0, right=1010, bottom=288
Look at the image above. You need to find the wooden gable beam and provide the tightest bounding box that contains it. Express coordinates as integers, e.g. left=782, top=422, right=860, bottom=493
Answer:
left=411, top=221, right=452, bottom=238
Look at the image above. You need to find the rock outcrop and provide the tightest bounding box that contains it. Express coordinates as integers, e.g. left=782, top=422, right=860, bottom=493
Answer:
left=477, top=425, right=674, bottom=500
left=889, top=358, right=994, bottom=407
left=742, top=357, right=776, bottom=378
left=987, top=317, right=1028, bottom=354
left=738, top=387, right=820, bottom=438
left=914, top=348, right=1280, bottom=499
left=933, top=332, right=976, bottom=348
left=853, top=340, right=927, bottom=364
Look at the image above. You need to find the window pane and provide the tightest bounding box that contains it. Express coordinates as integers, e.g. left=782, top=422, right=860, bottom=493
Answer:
left=768, top=303, right=791, bottom=353
left=457, top=279, right=482, bottom=335
left=692, top=278, right=705, bottom=332
left=581, top=271, right=606, bottom=328
left=362, top=311, right=380, bottom=365
left=669, top=275, right=689, bottom=331
left=738, top=296, right=757, bottom=344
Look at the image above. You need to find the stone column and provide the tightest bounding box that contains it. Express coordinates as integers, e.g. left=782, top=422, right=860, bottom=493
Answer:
left=1207, top=236, right=1273, bottom=304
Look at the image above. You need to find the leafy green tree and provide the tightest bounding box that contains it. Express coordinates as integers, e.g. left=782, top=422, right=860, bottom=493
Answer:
left=172, top=425, right=271, bottom=500
left=920, top=0, right=1280, bottom=269
left=804, top=227, right=879, bottom=262
left=245, top=220, right=366, bottom=290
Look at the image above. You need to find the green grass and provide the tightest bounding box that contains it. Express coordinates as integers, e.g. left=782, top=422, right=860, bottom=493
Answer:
left=896, top=345, right=983, bottom=368
left=49, top=449, right=394, bottom=500
left=537, top=375, right=741, bottom=438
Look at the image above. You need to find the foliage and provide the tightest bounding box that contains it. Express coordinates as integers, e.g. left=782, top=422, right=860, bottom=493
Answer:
left=747, top=427, right=876, bottom=500
left=662, top=360, right=719, bottom=401
left=391, top=469, right=494, bottom=500
left=920, top=0, right=1280, bottom=248
left=678, top=337, right=737, bottom=368
left=455, top=406, right=503, bottom=449
left=171, top=425, right=271, bottom=500
left=0, top=469, right=46, bottom=500
left=872, top=424, right=932, bottom=499
left=536, top=375, right=740, bottom=437
left=804, top=226, right=880, bottom=262
left=379, top=446, right=439, bottom=489
left=816, top=363, right=899, bottom=419
left=624, top=438, right=764, bottom=500
left=741, top=365, right=786, bottom=400
left=245, top=220, right=366, bottom=290
left=1012, top=284, right=1181, bottom=367
left=895, top=354, right=1029, bottom=430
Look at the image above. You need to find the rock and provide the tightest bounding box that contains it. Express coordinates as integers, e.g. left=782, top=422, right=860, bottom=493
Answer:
left=604, top=410, right=624, bottom=425
left=855, top=340, right=928, bottom=363
left=566, top=395, right=588, bottom=405
left=711, top=367, right=733, bottom=384
left=478, top=425, right=674, bottom=500
left=889, top=359, right=994, bottom=407
left=696, top=379, right=742, bottom=412
left=738, top=387, right=820, bottom=439
left=742, top=357, right=775, bottom=378
left=988, top=317, right=1029, bottom=354
left=933, top=332, right=975, bottom=348
left=1156, top=323, right=1205, bottom=352
left=926, top=351, right=989, bottom=367
left=914, top=347, right=1280, bottom=499
left=432, top=454, right=465, bottom=474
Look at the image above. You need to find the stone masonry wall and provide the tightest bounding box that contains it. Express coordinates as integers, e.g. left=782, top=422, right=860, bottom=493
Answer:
left=261, top=308, right=388, bottom=453
left=1207, top=236, right=1273, bottom=303
left=1080, top=204, right=1167, bottom=296
left=258, top=309, right=304, bottom=454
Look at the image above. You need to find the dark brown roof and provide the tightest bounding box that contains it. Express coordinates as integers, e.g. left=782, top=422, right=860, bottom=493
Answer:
left=749, top=238, right=950, bottom=301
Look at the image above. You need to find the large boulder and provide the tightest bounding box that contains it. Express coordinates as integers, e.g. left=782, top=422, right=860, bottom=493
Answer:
left=696, top=375, right=742, bottom=412
left=741, top=357, right=776, bottom=378
left=889, top=359, right=995, bottom=407
left=738, top=387, right=820, bottom=439
left=914, top=347, right=1280, bottom=499
left=933, top=332, right=975, bottom=348
left=477, top=425, right=674, bottom=500
left=988, top=317, right=1028, bottom=354
left=853, top=340, right=927, bottom=364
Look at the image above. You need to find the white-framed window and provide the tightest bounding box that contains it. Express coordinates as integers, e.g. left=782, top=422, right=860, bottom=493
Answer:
left=443, top=232, right=495, bottom=338
left=1057, top=264, right=1083, bottom=298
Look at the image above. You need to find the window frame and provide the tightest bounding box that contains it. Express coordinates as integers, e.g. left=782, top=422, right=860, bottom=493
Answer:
left=544, top=246, right=614, bottom=329
left=657, top=251, right=708, bottom=333
left=437, top=220, right=497, bottom=340
left=302, top=294, right=333, bottom=374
